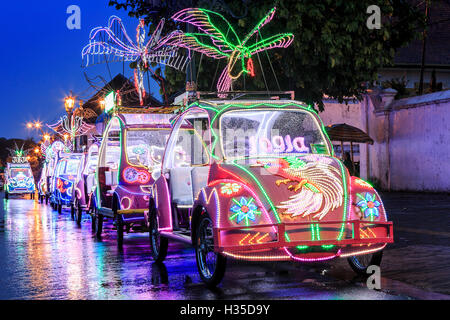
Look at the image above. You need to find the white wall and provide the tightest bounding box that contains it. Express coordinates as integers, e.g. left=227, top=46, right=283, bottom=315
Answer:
left=319, top=90, right=450, bottom=191
left=320, top=98, right=369, bottom=180
left=387, top=95, right=450, bottom=191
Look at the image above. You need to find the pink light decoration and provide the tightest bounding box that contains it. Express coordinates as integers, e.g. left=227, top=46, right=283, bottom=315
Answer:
left=283, top=247, right=341, bottom=262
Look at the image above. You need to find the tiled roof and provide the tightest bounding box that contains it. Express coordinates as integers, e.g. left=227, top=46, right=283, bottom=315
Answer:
left=81, top=74, right=162, bottom=123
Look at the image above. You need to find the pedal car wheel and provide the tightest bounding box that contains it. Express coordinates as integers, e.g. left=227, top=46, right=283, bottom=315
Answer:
left=70, top=203, right=75, bottom=220
left=347, top=250, right=383, bottom=276
left=5, top=192, right=8, bottom=199
left=195, top=213, right=226, bottom=288
left=76, top=201, right=82, bottom=225
left=95, top=214, right=103, bottom=239
left=149, top=201, right=168, bottom=263
left=116, top=214, right=124, bottom=246
left=91, top=213, right=96, bottom=232
left=57, top=203, right=62, bottom=214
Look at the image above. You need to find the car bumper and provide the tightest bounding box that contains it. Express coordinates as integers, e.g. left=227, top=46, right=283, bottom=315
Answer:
left=213, top=219, right=393, bottom=253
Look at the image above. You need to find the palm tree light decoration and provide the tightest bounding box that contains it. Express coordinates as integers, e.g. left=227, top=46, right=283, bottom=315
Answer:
left=82, top=16, right=189, bottom=105
left=47, top=95, right=94, bottom=152
left=160, top=7, right=294, bottom=93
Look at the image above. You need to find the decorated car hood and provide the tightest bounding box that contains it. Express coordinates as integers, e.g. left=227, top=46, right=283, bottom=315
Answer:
left=217, top=154, right=349, bottom=224
left=9, top=176, right=35, bottom=189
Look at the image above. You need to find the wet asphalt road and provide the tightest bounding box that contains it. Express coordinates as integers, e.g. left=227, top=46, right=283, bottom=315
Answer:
left=0, top=192, right=448, bottom=300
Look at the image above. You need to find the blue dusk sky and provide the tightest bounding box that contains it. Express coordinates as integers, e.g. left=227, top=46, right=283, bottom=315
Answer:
left=0, top=1, right=159, bottom=140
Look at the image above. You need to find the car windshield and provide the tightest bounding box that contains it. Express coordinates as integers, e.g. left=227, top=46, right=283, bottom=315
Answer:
left=126, top=129, right=170, bottom=170
left=10, top=167, right=32, bottom=178
left=63, top=158, right=82, bottom=175
left=84, top=154, right=98, bottom=174
left=220, top=108, right=329, bottom=161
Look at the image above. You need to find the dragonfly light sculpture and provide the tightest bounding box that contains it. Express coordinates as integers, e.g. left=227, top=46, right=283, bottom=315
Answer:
left=82, top=16, right=189, bottom=105
left=159, top=7, right=294, bottom=93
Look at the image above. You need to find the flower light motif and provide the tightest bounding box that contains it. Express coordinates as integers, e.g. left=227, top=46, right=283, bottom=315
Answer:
left=356, top=193, right=381, bottom=219
left=220, top=182, right=242, bottom=196
left=229, top=197, right=261, bottom=226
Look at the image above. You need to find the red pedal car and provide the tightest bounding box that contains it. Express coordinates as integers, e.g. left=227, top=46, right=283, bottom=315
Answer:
left=149, top=97, right=393, bottom=287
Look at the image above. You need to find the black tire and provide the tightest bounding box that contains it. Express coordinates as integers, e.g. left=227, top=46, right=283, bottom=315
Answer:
left=70, top=203, right=75, bottom=220
left=91, top=213, right=96, bottom=232
left=95, top=214, right=103, bottom=239
left=76, top=201, right=82, bottom=225
left=116, top=214, right=124, bottom=246
left=149, top=200, right=168, bottom=263
left=45, top=195, right=49, bottom=204
left=57, top=202, right=62, bottom=214
left=5, top=192, right=8, bottom=199
left=347, top=250, right=383, bottom=276
left=194, top=212, right=227, bottom=288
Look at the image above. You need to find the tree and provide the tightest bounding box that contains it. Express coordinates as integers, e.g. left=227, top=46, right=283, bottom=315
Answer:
left=109, top=0, right=424, bottom=110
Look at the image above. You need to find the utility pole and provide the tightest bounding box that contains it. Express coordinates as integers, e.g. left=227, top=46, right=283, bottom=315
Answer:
left=185, top=0, right=198, bottom=95
left=418, top=0, right=431, bottom=95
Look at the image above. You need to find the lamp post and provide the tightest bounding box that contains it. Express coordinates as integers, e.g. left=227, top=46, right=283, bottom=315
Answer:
left=25, top=121, right=51, bottom=155
left=64, top=91, right=75, bottom=117
left=63, top=92, right=77, bottom=151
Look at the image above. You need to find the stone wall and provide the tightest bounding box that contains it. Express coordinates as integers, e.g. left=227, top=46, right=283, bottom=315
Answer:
left=319, top=89, right=450, bottom=192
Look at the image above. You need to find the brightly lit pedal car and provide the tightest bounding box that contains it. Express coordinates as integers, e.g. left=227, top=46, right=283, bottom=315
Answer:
left=41, top=141, right=65, bottom=204
left=37, top=162, right=49, bottom=203
left=72, top=144, right=99, bottom=225
left=50, top=153, right=85, bottom=215
left=4, top=162, right=35, bottom=199
left=150, top=98, right=394, bottom=287
left=92, top=107, right=177, bottom=245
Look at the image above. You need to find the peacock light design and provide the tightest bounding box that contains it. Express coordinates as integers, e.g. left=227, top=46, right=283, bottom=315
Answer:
left=263, top=156, right=344, bottom=220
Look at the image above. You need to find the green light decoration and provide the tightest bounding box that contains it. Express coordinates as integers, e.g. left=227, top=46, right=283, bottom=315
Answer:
left=7, top=143, right=30, bottom=163
left=160, top=7, right=294, bottom=93
left=104, top=91, right=116, bottom=114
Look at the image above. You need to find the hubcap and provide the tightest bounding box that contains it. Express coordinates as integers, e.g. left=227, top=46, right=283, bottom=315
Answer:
left=197, top=218, right=217, bottom=279
left=351, top=253, right=372, bottom=269
left=151, top=214, right=160, bottom=254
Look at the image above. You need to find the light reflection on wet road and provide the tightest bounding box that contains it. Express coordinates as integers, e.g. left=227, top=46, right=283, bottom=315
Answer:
left=0, top=195, right=443, bottom=300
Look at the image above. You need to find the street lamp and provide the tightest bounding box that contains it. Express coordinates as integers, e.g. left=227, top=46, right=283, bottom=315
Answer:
left=64, top=92, right=75, bottom=115
left=26, top=120, right=45, bottom=136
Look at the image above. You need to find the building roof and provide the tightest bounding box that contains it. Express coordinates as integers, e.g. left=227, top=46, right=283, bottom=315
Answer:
left=394, top=0, right=450, bottom=67
left=81, top=74, right=162, bottom=123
